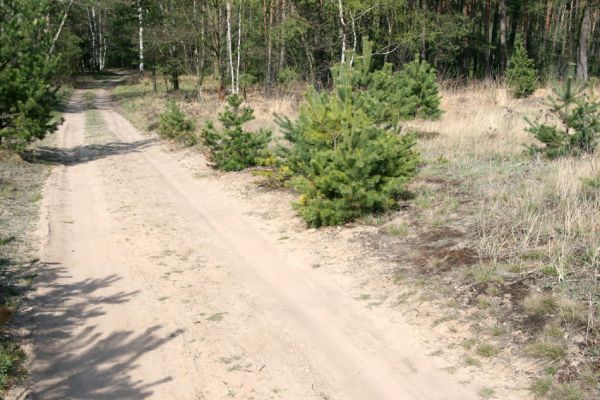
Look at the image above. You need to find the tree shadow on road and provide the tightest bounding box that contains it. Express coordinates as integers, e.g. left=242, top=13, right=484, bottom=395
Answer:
left=24, top=263, right=176, bottom=399
left=24, top=139, right=155, bottom=167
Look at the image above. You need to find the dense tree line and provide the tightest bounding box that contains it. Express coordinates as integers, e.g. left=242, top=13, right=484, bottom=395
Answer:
left=5, top=0, right=600, bottom=92
left=44, top=0, right=600, bottom=88
left=3, top=0, right=600, bottom=148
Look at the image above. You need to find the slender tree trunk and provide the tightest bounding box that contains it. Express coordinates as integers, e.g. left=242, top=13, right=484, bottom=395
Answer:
left=152, top=67, right=157, bottom=93
left=384, top=15, right=392, bottom=63
left=87, top=7, right=97, bottom=71
left=98, top=9, right=105, bottom=71
left=138, top=0, right=144, bottom=72
left=577, top=3, right=590, bottom=81
left=546, top=0, right=553, bottom=31
left=420, top=0, right=427, bottom=59
left=226, top=0, right=235, bottom=92
left=278, top=0, right=286, bottom=72
left=498, top=0, right=507, bottom=73
left=302, top=33, right=315, bottom=84
left=193, top=0, right=205, bottom=100
left=49, top=0, right=74, bottom=57
left=338, top=0, right=347, bottom=63
left=485, top=0, right=491, bottom=74
left=349, top=10, right=357, bottom=65
left=236, top=1, right=242, bottom=94
left=265, top=0, right=276, bottom=94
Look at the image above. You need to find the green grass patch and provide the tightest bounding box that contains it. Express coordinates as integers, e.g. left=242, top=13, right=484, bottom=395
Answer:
left=464, top=355, right=481, bottom=367
left=0, top=343, right=26, bottom=391
left=83, top=91, right=96, bottom=108
left=524, top=340, right=567, bottom=362
left=530, top=376, right=553, bottom=397
left=477, top=387, right=496, bottom=399
left=523, top=293, right=559, bottom=318
left=548, top=383, right=584, bottom=400
left=463, top=263, right=504, bottom=285
left=386, top=223, right=409, bottom=237
left=476, top=344, right=500, bottom=358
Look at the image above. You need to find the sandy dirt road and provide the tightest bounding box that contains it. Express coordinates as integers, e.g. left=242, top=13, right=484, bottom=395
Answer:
left=28, top=84, right=483, bottom=400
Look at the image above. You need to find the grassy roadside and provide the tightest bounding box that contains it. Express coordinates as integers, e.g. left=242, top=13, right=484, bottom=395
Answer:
left=111, top=75, right=292, bottom=142
left=0, top=150, right=51, bottom=391
left=0, top=88, right=67, bottom=392
left=390, top=82, right=600, bottom=399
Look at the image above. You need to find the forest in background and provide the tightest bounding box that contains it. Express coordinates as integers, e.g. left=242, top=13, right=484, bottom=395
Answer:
left=31, top=0, right=600, bottom=89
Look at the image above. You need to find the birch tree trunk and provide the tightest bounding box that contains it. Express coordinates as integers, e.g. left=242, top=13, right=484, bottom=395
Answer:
left=49, top=0, right=74, bottom=57
left=138, top=0, right=144, bottom=72
left=87, top=7, right=97, bottom=71
left=236, top=1, right=242, bottom=95
left=349, top=11, right=357, bottom=65
left=226, top=0, right=235, bottom=93
left=98, top=9, right=105, bottom=71
left=338, top=0, right=347, bottom=63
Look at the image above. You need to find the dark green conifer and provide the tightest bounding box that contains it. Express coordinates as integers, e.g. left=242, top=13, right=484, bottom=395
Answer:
left=506, top=35, right=537, bottom=98
left=527, top=79, right=600, bottom=158
left=158, top=102, right=197, bottom=146
left=0, top=0, right=60, bottom=151
left=277, top=47, right=420, bottom=227
left=395, top=55, right=443, bottom=120
left=202, top=94, right=271, bottom=171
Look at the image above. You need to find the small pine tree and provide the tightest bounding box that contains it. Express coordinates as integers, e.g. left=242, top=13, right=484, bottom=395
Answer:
left=202, top=94, right=271, bottom=172
left=527, top=79, right=600, bottom=158
left=278, top=62, right=419, bottom=227
left=328, top=40, right=442, bottom=126
left=506, top=35, right=537, bottom=98
left=158, top=102, right=197, bottom=146
left=394, top=55, right=443, bottom=120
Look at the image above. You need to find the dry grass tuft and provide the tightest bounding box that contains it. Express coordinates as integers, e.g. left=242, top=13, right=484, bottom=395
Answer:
left=523, top=292, right=560, bottom=318
left=524, top=339, right=567, bottom=362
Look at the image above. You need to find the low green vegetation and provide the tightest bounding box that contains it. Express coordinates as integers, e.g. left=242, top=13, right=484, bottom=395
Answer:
left=506, top=35, right=537, bottom=98
left=0, top=1, right=60, bottom=152
left=387, top=224, right=409, bottom=237
left=523, top=293, right=559, bottom=318
left=394, top=55, right=443, bottom=120
left=548, top=383, right=585, bottom=400
left=531, top=376, right=553, bottom=397
left=0, top=146, right=53, bottom=393
left=274, top=43, right=427, bottom=227
left=524, top=340, right=567, bottom=362
left=159, top=101, right=197, bottom=146
left=475, top=344, right=500, bottom=358
left=477, top=387, right=496, bottom=399
left=83, top=92, right=96, bottom=109
left=0, top=343, right=26, bottom=391
left=527, top=79, right=600, bottom=158
left=201, top=94, right=271, bottom=172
